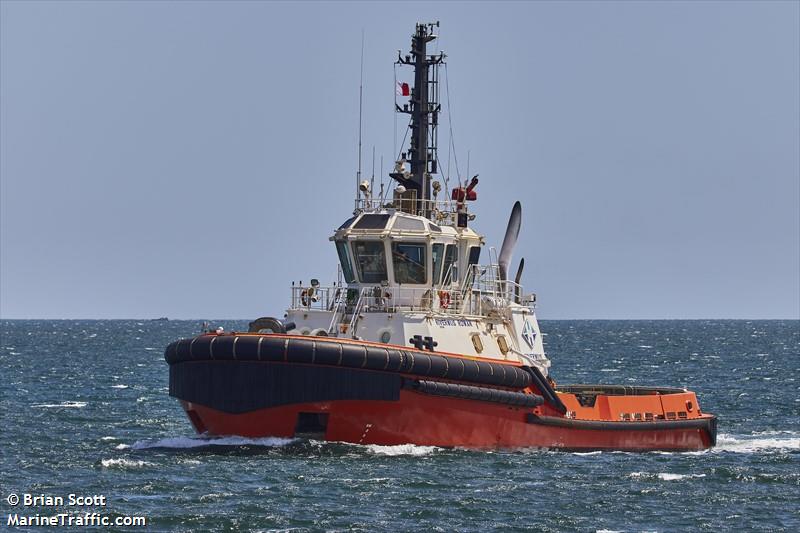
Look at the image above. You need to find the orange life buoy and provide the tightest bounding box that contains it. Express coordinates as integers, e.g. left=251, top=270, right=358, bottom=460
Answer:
left=438, top=290, right=450, bottom=309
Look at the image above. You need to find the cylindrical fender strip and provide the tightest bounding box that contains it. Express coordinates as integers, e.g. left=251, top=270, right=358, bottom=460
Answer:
left=165, top=334, right=534, bottom=389
left=403, top=378, right=544, bottom=408
left=524, top=365, right=568, bottom=414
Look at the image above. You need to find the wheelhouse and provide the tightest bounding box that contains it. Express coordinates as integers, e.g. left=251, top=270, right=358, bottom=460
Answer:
left=331, top=211, right=483, bottom=306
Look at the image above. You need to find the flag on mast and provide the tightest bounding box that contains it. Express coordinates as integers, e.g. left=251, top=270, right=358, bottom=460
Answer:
left=396, top=82, right=410, bottom=96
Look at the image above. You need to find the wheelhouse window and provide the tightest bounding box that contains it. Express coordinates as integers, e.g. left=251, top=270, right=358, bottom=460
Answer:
left=467, top=246, right=481, bottom=268
left=335, top=241, right=356, bottom=283
left=353, top=214, right=391, bottom=230
left=352, top=241, right=388, bottom=283
left=431, top=243, right=444, bottom=285
left=442, top=244, right=458, bottom=284
left=392, top=242, right=427, bottom=284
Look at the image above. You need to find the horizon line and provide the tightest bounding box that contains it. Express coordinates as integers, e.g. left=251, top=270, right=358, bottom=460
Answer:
left=1, top=316, right=798, bottom=321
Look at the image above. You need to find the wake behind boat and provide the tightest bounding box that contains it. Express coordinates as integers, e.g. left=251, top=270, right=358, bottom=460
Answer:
left=164, top=22, right=716, bottom=451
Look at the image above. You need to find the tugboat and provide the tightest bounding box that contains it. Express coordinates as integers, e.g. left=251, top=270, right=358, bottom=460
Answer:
left=165, top=23, right=717, bottom=450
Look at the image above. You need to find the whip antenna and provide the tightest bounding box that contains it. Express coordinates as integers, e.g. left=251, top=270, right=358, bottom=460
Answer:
left=356, top=30, right=365, bottom=200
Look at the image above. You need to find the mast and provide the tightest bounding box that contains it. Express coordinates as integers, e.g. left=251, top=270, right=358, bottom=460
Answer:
left=392, top=22, right=445, bottom=215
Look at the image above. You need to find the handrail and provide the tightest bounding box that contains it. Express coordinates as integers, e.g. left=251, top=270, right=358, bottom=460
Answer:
left=353, top=197, right=463, bottom=224
left=290, top=262, right=534, bottom=318
left=327, top=288, right=346, bottom=334
left=347, top=287, right=370, bottom=337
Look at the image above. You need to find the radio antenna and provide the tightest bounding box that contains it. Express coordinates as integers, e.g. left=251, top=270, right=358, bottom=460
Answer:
left=380, top=155, right=385, bottom=202
left=356, top=30, right=365, bottom=199
left=371, top=145, right=375, bottom=199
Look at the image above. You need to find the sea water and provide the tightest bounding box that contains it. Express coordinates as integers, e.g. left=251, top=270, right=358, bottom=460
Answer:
left=1, top=320, right=798, bottom=531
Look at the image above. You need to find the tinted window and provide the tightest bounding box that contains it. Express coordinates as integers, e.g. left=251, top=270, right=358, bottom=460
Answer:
left=353, top=214, right=391, bottom=230
left=337, top=216, right=357, bottom=230
left=431, top=243, right=444, bottom=285
left=392, top=242, right=427, bottom=284
left=352, top=241, right=387, bottom=283
left=467, top=246, right=481, bottom=267
left=443, top=244, right=458, bottom=284
left=393, top=216, right=426, bottom=231
left=335, top=241, right=356, bottom=283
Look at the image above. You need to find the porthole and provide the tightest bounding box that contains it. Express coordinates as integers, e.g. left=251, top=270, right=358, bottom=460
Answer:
left=380, top=330, right=392, bottom=343
left=471, top=334, right=484, bottom=354
left=497, top=335, right=509, bottom=355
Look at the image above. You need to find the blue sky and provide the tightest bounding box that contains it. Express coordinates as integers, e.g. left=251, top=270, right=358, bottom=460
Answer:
left=1, top=1, right=798, bottom=319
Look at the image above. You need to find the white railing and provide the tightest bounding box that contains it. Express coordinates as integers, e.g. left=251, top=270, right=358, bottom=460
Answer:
left=348, top=287, right=369, bottom=334
left=290, top=285, right=342, bottom=312
left=327, top=288, right=346, bottom=334
left=289, top=264, right=535, bottom=318
left=353, top=197, right=465, bottom=224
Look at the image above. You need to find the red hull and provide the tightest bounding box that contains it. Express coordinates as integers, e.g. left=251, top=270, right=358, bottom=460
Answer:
left=181, top=390, right=716, bottom=451
left=166, top=333, right=717, bottom=451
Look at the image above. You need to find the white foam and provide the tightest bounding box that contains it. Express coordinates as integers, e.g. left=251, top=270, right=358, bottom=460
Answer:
left=629, top=472, right=706, bottom=481
left=131, top=435, right=296, bottom=450
left=715, top=434, right=800, bottom=453
left=100, top=436, right=117, bottom=441
left=572, top=450, right=602, bottom=456
left=32, top=401, right=87, bottom=408
left=658, top=473, right=706, bottom=481
left=115, top=444, right=130, bottom=450
left=111, top=385, right=129, bottom=389
left=100, top=458, right=152, bottom=469
left=362, top=444, right=440, bottom=456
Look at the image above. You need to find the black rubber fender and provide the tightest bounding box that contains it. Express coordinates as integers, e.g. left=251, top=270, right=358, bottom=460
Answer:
left=248, top=317, right=286, bottom=334
left=165, top=335, right=534, bottom=390
left=524, top=365, right=568, bottom=414
left=403, top=379, right=544, bottom=408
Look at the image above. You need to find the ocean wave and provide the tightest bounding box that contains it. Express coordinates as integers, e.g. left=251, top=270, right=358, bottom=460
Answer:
left=32, top=401, right=87, bottom=408
left=111, top=384, right=129, bottom=389
left=629, top=472, right=706, bottom=481
left=715, top=434, right=800, bottom=453
left=361, top=444, right=440, bottom=456
left=751, top=430, right=800, bottom=436
left=131, top=435, right=296, bottom=450
left=100, top=458, right=152, bottom=469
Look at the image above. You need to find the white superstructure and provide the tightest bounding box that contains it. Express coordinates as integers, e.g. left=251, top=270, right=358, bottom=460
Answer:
left=254, top=21, right=550, bottom=376
left=280, top=194, right=551, bottom=376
